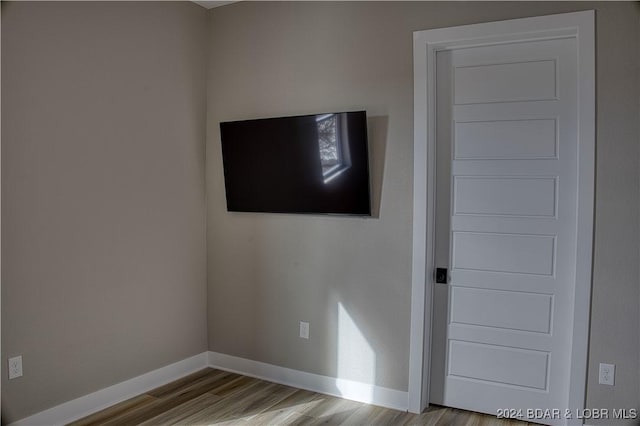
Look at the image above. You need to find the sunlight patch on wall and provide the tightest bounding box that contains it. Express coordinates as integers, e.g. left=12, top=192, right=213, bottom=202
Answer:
left=336, top=302, right=376, bottom=401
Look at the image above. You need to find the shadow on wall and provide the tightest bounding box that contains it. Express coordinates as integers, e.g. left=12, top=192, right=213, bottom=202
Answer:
left=367, top=115, right=389, bottom=219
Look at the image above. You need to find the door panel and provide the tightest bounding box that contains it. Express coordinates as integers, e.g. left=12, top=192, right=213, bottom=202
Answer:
left=452, top=232, right=556, bottom=275
left=454, top=119, right=558, bottom=160
left=430, top=37, right=578, bottom=424
left=450, top=286, right=553, bottom=333
left=454, top=59, right=557, bottom=104
left=448, top=340, right=550, bottom=390
left=453, top=176, right=557, bottom=217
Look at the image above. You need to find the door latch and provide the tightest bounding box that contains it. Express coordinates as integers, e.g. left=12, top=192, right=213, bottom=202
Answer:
left=435, top=268, right=448, bottom=284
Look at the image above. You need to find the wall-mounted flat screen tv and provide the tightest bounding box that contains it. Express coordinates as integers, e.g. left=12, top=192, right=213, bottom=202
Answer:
left=220, top=111, right=371, bottom=216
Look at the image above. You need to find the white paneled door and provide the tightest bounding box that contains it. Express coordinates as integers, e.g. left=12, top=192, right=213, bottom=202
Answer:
left=429, top=37, right=581, bottom=424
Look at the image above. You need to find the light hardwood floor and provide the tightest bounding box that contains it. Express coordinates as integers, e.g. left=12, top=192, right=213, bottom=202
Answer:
left=69, top=368, right=536, bottom=426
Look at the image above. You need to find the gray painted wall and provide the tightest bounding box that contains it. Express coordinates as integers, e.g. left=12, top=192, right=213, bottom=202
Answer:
left=206, top=2, right=639, bottom=423
left=2, top=1, right=638, bottom=423
left=1, top=2, right=209, bottom=422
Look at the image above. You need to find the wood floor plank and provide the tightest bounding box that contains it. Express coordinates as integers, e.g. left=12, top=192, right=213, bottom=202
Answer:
left=78, top=398, right=167, bottom=426
left=271, top=388, right=323, bottom=409
left=243, top=404, right=316, bottom=426
left=70, top=368, right=535, bottom=426
left=436, top=407, right=477, bottom=426
left=231, top=382, right=299, bottom=420
left=391, top=410, right=424, bottom=425
left=167, top=381, right=274, bottom=425
left=294, top=394, right=363, bottom=425
left=137, top=392, right=222, bottom=426
left=161, top=394, right=236, bottom=425
left=67, top=395, right=158, bottom=426
left=414, top=405, right=454, bottom=426
left=208, top=374, right=260, bottom=397
left=341, top=403, right=409, bottom=425
left=170, top=370, right=241, bottom=399
left=146, top=368, right=225, bottom=398
left=194, top=380, right=291, bottom=422
left=93, top=372, right=244, bottom=426
left=247, top=388, right=324, bottom=425
left=282, top=412, right=325, bottom=426
left=206, top=380, right=292, bottom=420
left=307, top=408, right=361, bottom=426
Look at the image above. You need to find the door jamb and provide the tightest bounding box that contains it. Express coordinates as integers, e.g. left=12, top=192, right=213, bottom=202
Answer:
left=409, top=10, right=595, bottom=417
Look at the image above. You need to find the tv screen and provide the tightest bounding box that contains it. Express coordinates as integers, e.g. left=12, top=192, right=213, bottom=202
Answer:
left=220, top=111, right=371, bottom=216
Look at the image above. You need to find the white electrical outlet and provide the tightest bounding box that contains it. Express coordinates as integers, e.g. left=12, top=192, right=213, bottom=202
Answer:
left=299, top=321, right=309, bottom=339
left=8, top=356, right=23, bottom=380
left=599, top=363, right=615, bottom=385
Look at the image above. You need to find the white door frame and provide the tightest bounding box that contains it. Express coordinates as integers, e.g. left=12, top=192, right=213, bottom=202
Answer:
left=409, top=10, right=595, bottom=417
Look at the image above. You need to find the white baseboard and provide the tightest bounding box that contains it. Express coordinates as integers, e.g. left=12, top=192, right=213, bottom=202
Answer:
left=207, top=351, right=408, bottom=411
left=9, top=350, right=409, bottom=425
left=9, top=352, right=209, bottom=426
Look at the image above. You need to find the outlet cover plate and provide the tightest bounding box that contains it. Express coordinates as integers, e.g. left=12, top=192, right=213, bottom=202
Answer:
left=8, top=356, right=23, bottom=380
left=599, top=363, right=615, bottom=385
left=299, top=321, right=309, bottom=339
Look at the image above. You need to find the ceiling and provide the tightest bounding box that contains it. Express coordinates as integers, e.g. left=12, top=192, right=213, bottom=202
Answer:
left=192, top=1, right=237, bottom=9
